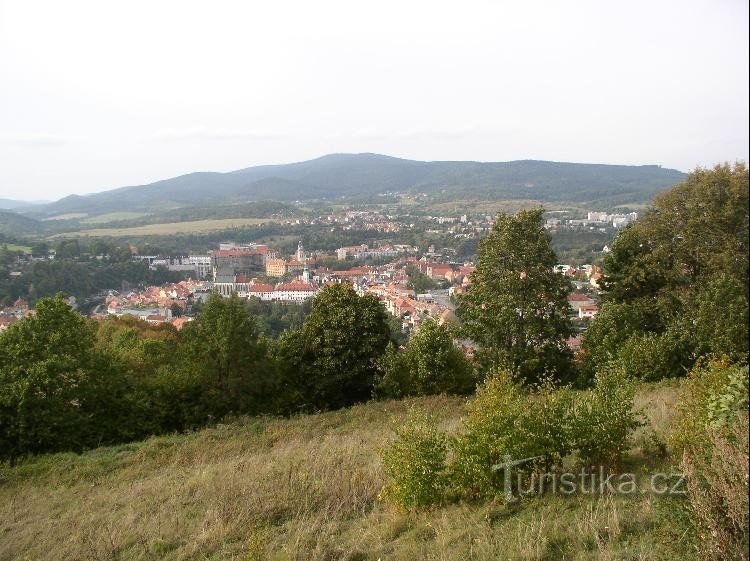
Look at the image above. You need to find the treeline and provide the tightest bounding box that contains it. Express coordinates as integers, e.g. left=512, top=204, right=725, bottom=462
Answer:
left=0, top=284, right=473, bottom=462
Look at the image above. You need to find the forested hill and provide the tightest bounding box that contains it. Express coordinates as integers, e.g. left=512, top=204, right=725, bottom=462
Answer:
left=33, top=154, right=685, bottom=216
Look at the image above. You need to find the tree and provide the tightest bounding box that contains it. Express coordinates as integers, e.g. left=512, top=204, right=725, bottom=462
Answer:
left=178, top=293, right=273, bottom=420
left=0, top=296, right=130, bottom=461
left=279, top=283, right=391, bottom=410
left=585, top=164, right=749, bottom=382
left=458, top=209, right=574, bottom=384
left=376, top=319, right=474, bottom=398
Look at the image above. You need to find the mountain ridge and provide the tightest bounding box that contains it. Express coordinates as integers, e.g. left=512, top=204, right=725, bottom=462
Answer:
left=26, top=153, right=686, bottom=216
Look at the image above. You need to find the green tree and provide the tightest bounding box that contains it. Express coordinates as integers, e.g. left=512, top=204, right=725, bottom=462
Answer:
left=178, top=293, right=273, bottom=420
left=278, top=283, right=391, bottom=410
left=586, top=164, right=749, bottom=382
left=0, top=296, right=130, bottom=461
left=458, top=209, right=574, bottom=384
left=376, top=319, right=474, bottom=398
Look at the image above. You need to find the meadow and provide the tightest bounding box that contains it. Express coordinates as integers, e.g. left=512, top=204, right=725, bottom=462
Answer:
left=55, top=217, right=280, bottom=238
left=0, top=384, right=695, bottom=561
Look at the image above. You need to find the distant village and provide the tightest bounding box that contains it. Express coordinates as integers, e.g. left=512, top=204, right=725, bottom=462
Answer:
left=1, top=207, right=624, bottom=339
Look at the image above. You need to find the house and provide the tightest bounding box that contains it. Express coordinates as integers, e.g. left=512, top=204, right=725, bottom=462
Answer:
left=265, top=258, right=288, bottom=277
left=247, top=282, right=276, bottom=301
left=567, top=292, right=596, bottom=311
left=0, top=316, right=18, bottom=332
left=272, top=280, right=318, bottom=302
left=578, top=305, right=599, bottom=319
left=171, top=317, right=192, bottom=330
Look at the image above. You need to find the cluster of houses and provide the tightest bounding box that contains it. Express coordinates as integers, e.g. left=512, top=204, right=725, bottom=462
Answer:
left=0, top=298, right=32, bottom=332
left=100, top=279, right=207, bottom=329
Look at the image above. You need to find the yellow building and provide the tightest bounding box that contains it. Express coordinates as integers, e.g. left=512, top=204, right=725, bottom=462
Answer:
left=265, top=258, right=288, bottom=278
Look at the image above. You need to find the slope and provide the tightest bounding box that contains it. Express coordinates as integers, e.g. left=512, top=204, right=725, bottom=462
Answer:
left=33, top=154, right=685, bottom=216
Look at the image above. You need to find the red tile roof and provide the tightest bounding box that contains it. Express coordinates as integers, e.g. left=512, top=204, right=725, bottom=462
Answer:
left=275, top=281, right=317, bottom=292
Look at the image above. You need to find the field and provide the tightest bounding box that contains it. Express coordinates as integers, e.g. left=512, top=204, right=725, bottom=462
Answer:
left=0, top=384, right=697, bottom=561
left=54, top=217, right=280, bottom=238
left=424, top=199, right=577, bottom=215
left=81, top=212, right=151, bottom=224
left=1, top=243, right=31, bottom=252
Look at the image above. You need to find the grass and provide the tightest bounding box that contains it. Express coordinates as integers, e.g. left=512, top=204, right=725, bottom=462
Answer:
left=80, top=212, right=151, bottom=224
left=53, top=217, right=281, bottom=238
left=1, top=243, right=31, bottom=252
left=0, top=385, right=697, bottom=561
left=42, top=213, right=89, bottom=221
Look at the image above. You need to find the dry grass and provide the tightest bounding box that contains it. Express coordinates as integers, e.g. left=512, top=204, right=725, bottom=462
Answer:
left=54, top=217, right=280, bottom=238
left=0, top=386, right=697, bottom=561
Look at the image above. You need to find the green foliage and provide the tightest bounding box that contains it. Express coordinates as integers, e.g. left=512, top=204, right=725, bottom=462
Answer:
left=571, top=367, right=641, bottom=467
left=613, top=330, right=688, bottom=382
left=585, top=164, right=749, bottom=382
left=0, top=297, right=132, bottom=461
left=670, top=360, right=750, bottom=456
left=379, top=409, right=448, bottom=509
left=178, top=294, right=274, bottom=421
left=274, top=283, right=391, bottom=410
left=669, top=360, right=750, bottom=561
left=458, top=209, right=574, bottom=384
left=380, top=368, right=640, bottom=504
left=376, top=319, right=475, bottom=399
left=405, top=265, right=437, bottom=294
left=245, top=296, right=312, bottom=338
left=449, top=372, right=576, bottom=499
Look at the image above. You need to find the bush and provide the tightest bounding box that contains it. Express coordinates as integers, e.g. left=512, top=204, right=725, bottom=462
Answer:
left=614, top=331, right=686, bottom=381
left=670, top=360, right=749, bottom=455
left=447, top=368, right=639, bottom=500
left=571, top=366, right=641, bottom=468
left=670, top=360, right=750, bottom=561
left=450, top=372, right=577, bottom=499
left=379, top=409, right=448, bottom=509
left=375, top=319, right=475, bottom=399
left=682, top=414, right=749, bottom=561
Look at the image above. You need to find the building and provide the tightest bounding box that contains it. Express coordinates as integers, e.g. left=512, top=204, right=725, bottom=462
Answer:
left=188, top=255, right=212, bottom=278
left=578, top=305, right=599, bottom=319
left=271, top=280, right=318, bottom=302
left=337, top=244, right=369, bottom=260
left=211, top=247, right=268, bottom=279
left=265, top=258, right=288, bottom=277
left=0, top=316, right=18, bottom=332
left=247, top=282, right=276, bottom=300
left=213, top=273, right=252, bottom=296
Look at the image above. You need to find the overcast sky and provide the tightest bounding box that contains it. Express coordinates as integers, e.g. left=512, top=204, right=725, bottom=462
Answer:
left=1, top=0, right=748, bottom=201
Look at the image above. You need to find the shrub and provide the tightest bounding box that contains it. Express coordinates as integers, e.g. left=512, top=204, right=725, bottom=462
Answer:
left=670, top=360, right=750, bottom=560
left=450, top=372, right=576, bottom=499
left=375, top=320, right=475, bottom=399
left=379, top=409, right=448, bottom=509
left=670, top=360, right=749, bottom=455
left=682, top=414, right=749, bottom=561
left=614, top=331, right=686, bottom=381
left=571, top=366, right=641, bottom=468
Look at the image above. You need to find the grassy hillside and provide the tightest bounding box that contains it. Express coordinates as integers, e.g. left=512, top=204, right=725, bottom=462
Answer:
left=31, top=154, right=685, bottom=217
left=0, top=210, right=43, bottom=237
left=0, top=385, right=696, bottom=561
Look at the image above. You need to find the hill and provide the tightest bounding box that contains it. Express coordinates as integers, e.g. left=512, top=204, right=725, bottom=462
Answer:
left=0, top=198, right=48, bottom=211
left=0, top=210, right=43, bottom=236
left=0, top=387, right=695, bottom=561
left=32, top=154, right=685, bottom=216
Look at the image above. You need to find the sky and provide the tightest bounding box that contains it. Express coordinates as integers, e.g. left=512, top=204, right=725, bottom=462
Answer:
left=1, top=0, right=748, bottom=201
